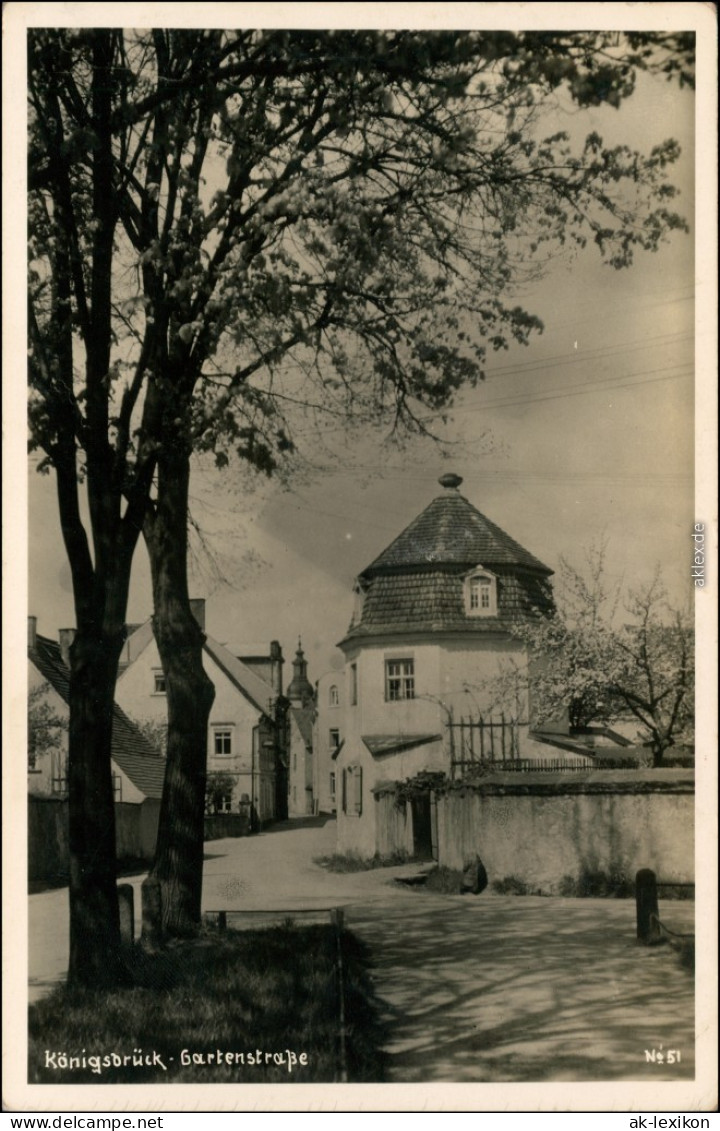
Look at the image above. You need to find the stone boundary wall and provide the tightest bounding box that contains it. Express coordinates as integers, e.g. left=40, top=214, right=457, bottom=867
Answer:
left=28, top=795, right=160, bottom=883
left=204, top=812, right=251, bottom=840
left=434, top=770, right=694, bottom=892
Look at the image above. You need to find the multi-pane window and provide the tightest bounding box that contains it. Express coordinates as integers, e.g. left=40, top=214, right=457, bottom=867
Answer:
left=329, top=772, right=336, bottom=799
left=385, top=659, right=415, bottom=701
left=470, top=578, right=491, bottom=610
left=329, top=728, right=340, bottom=749
left=153, top=670, right=166, bottom=694
left=213, top=728, right=233, bottom=756
left=467, top=572, right=496, bottom=616
left=329, top=684, right=339, bottom=707
left=113, top=774, right=122, bottom=802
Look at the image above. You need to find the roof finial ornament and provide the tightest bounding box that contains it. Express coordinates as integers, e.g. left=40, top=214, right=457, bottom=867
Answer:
left=438, top=473, right=463, bottom=491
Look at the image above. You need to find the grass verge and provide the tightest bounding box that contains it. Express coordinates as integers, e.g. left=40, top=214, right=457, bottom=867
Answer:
left=29, top=923, right=386, bottom=1084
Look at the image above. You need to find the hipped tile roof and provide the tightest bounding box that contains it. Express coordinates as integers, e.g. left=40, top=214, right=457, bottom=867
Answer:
left=362, top=491, right=552, bottom=577
left=29, top=635, right=166, bottom=800
left=343, top=486, right=554, bottom=643
left=353, top=566, right=553, bottom=637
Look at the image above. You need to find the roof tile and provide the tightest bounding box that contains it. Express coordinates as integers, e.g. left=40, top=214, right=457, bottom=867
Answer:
left=29, top=635, right=165, bottom=799
left=362, top=492, right=551, bottom=576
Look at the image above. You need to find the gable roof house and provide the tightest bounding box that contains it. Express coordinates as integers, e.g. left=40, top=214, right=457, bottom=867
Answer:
left=334, top=474, right=592, bottom=858
left=114, top=600, right=288, bottom=827
left=28, top=617, right=166, bottom=878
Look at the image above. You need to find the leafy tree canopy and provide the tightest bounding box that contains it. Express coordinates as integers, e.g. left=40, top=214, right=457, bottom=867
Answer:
left=29, top=29, right=694, bottom=489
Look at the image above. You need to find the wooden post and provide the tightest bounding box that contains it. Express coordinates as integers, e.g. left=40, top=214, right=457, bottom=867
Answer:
left=636, top=869, right=662, bottom=944
left=480, top=716, right=485, bottom=760
left=117, top=883, right=135, bottom=948
left=501, top=711, right=506, bottom=759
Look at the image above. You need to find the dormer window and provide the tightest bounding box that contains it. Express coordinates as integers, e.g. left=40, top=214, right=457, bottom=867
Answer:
left=465, top=568, right=497, bottom=617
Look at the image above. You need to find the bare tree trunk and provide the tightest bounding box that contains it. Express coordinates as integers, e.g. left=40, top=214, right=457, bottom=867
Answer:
left=144, top=447, right=215, bottom=938
left=66, top=623, right=127, bottom=987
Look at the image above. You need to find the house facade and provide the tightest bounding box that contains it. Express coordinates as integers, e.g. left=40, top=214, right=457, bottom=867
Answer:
left=334, top=474, right=562, bottom=857
left=312, top=670, right=344, bottom=815
left=286, top=642, right=315, bottom=817
left=115, top=600, right=287, bottom=827
left=28, top=618, right=166, bottom=872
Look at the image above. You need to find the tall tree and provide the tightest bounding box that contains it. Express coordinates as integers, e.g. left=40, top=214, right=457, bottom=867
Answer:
left=29, top=29, right=694, bottom=965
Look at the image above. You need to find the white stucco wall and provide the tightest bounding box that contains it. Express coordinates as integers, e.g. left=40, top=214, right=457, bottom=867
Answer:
left=313, top=671, right=344, bottom=814
left=335, top=630, right=542, bottom=857
left=288, top=713, right=313, bottom=817
left=116, top=634, right=273, bottom=816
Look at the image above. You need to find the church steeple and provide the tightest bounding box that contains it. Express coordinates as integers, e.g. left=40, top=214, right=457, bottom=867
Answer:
left=287, top=638, right=314, bottom=706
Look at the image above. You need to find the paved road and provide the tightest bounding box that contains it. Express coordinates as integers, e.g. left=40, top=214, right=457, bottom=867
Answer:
left=29, top=816, right=410, bottom=999
left=29, top=816, right=696, bottom=1083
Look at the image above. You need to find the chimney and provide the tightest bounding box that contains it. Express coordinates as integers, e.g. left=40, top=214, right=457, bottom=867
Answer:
left=269, top=640, right=284, bottom=696
left=189, top=598, right=206, bottom=632
left=28, top=616, right=37, bottom=650
left=58, top=628, right=76, bottom=669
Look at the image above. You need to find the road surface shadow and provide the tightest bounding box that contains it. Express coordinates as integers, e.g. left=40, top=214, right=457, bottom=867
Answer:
left=347, top=895, right=694, bottom=1083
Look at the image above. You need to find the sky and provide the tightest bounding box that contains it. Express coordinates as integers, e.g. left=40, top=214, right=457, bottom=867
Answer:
left=20, top=23, right=709, bottom=690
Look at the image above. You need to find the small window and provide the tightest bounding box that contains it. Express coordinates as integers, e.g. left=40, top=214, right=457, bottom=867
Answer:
left=349, top=663, right=358, bottom=706
left=113, top=774, right=122, bottom=802
left=329, top=728, right=340, bottom=749
left=385, top=659, right=414, bottom=701
left=469, top=578, right=491, bottom=610
left=153, top=670, right=166, bottom=694
left=213, top=728, right=233, bottom=756
left=329, top=684, right=339, bottom=707
left=329, top=772, right=336, bottom=798
left=51, top=775, right=68, bottom=796
left=465, top=569, right=497, bottom=617
left=217, top=792, right=232, bottom=813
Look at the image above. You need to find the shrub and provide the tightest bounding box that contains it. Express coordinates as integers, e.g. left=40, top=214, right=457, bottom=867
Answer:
left=314, top=851, right=413, bottom=873
left=558, top=869, right=634, bottom=898
left=422, top=867, right=465, bottom=894
left=492, top=876, right=530, bottom=895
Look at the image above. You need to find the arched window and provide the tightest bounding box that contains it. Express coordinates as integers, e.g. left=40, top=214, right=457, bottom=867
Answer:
left=329, top=684, right=339, bottom=707
left=464, top=568, right=497, bottom=617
